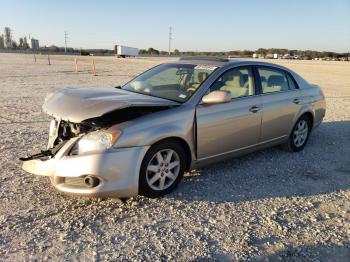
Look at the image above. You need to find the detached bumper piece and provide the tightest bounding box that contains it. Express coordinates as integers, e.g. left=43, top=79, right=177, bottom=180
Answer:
left=19, top=150, right=53, bottom=161
left=20, top=140, right=73, bottom=177
left=20, top=141, right=67, bottom=161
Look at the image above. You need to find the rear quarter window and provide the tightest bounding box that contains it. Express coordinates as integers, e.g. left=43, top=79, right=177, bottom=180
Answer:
left=286, top=73, right=299, bottom=89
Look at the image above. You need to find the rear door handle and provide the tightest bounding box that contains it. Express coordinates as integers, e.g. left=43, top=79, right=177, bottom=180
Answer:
left=293, top=98, right=301, bottom=104
left=249, top=105, right=260, bottom=113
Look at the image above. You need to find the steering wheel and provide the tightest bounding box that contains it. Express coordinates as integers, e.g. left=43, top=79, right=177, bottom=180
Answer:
left=187, top=87, right=197, bottom=92
left=186, top=83, right=200, bottom=93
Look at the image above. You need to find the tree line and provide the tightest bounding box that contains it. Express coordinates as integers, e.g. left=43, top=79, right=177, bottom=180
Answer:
left=140, top=47, right=349, bottom=59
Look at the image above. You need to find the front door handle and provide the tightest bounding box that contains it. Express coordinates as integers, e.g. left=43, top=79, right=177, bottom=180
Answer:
left=249, top=105, right=260, bottom=113
left=293, top=98, right=301, bottom=104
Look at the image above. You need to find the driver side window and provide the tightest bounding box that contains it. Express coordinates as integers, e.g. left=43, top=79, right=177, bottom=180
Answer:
left=211, top=67, right=255, bottom=99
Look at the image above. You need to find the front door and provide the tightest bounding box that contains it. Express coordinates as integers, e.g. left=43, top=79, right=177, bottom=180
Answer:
left=196, top=66, right=262, bottom=160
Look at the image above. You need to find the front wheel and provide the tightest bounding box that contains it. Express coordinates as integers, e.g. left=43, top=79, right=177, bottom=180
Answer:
left=283, top=115, right=311, bottom=152
left=139, top=141, right=186, bottom=198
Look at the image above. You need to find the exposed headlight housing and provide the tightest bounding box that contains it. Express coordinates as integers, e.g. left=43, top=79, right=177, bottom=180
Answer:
left=71, top=130, right=122, bottom=155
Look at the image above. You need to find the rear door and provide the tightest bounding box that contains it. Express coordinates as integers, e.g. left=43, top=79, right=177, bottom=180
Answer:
left=255, top=66, right=302, bottom=142
left=196, top=66, right=262, bottom=160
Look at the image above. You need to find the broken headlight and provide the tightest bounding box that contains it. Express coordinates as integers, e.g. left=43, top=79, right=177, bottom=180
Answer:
left=72, top=130, right=122, bottom=155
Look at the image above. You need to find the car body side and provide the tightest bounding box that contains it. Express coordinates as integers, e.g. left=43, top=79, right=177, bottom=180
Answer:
left=106, top=61, right=325, bottom=171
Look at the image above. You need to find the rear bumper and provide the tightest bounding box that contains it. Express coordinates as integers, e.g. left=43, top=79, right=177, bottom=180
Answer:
left=22, top=138, right=150, bottom=198
left=313, top=97, right=326, bottom=129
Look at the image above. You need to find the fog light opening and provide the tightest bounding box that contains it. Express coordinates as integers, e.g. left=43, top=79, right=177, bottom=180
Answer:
left=84, top=176, right=100, bottom=188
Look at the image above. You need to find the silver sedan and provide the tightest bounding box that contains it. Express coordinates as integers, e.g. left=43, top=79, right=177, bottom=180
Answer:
left=21, top=57, right=326, bottom=198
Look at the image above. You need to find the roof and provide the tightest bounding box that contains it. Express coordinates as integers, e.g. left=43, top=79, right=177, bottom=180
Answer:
left=174, top=56, right=229, bottom=67
left=169, top=56, right=298, bottom=72
left=174, top=56, right=273, bottom=67
left=178, top=56, right=229, bottom=62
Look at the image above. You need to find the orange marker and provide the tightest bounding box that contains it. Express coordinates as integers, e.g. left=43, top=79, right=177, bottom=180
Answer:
left=92, top=59, right=97, bottom=76
left=74, top=58, right=78, bottom=72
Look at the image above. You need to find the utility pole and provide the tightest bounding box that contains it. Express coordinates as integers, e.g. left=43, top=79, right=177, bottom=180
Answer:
left=64, top=31, right=68, bottom=53
left=168, top=26, right=172, bottom=56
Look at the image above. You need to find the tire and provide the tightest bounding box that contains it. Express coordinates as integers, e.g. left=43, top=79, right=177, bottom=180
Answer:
left=139, top=141, right=186, bottom=198
left=282, top=115, right=312, bottom=152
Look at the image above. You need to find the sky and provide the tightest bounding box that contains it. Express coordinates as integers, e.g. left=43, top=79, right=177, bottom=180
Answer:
left=1, top=0, right=349, bottom=52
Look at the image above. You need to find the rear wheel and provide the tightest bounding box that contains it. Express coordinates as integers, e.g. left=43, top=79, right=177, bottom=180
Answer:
left=283, top=115, right=311, bottom=152
left=139, top=141, right=186, bottom=198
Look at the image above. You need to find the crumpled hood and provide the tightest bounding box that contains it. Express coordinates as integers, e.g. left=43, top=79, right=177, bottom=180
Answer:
left=43, top=87, right=179, bottom=123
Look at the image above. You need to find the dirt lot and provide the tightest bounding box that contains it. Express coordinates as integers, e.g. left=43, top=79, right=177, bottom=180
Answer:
left=0, top=54, right=349, bottom=261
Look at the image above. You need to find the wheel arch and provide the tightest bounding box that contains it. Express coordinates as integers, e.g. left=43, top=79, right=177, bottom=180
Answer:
left=301, top=111, right=314, bottom=127
left=292, top=104, right=315, bottom=130
left=282, top=111, right=314, bottom=152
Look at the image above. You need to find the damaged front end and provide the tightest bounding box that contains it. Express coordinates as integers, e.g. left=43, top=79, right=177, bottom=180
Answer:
left=20, top=86, right=179, bottom=190
left=20, top=118, right=96, bottom=177
left=20, top=119, right=95, bottom=162
left=20, top=106, right=174, bottom=164
left=20, top=105, right=161, bottom=197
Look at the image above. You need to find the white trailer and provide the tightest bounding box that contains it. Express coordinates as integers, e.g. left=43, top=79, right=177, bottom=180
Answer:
left=115, top=45, right=139, bottom=57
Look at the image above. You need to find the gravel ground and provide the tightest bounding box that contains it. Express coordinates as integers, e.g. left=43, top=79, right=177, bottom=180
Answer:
left=0, top=54, right=349, bottom=261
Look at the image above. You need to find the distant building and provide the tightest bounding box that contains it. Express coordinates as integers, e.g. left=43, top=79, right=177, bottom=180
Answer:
left=19, top=37, right=24, bottom=47
left=0, top=35, right=4, bottom=49
left=23, top=37, right=29, bottom=49
left=4, top=27, right=12, bottom=48
left=264, top=53, right=279, bottom=59
left=30, top=38, right=39, bottom=49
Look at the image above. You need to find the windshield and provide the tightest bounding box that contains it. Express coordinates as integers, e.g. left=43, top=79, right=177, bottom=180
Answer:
left=122, top=63, right=217, bottom=102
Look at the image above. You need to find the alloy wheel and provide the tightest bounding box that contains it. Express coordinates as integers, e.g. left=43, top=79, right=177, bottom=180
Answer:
left=146, top=149, right=180, bottom=191
left=293, top=119, right=309, bottom=147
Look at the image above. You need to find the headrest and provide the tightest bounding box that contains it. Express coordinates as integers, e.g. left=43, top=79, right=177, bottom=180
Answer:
left=198, top=72, right=209, bottom=82
left=223, top=70, right=242, bottom=82
left=268, top=75, right=286, bottom=87
left=242, top=74, right=248, bottom=84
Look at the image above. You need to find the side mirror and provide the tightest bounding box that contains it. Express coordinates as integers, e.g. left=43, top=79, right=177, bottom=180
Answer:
left=201, top=91, right=232, bottom=104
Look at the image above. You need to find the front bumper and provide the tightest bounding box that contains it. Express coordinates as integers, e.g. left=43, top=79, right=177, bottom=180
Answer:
left=22, top=138, right=150, bottom=198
